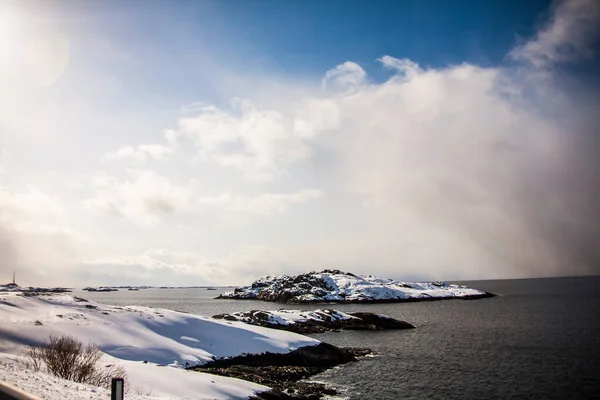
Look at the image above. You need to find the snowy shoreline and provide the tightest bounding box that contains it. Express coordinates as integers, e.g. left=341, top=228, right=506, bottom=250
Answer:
left=0, top=292, right=322, bottom=399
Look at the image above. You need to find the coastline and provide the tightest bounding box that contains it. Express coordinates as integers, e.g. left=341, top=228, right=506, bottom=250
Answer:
left=0, top=272, right=495, bottom=399
left=0, top=291, right=374, bottom=400
left=217, top=291, right=496, bottom=303
left=0, top=292, right=314, bottom=399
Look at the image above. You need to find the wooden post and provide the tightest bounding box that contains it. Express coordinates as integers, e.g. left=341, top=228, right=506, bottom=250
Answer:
left=111, top=378, right=124, bottom=400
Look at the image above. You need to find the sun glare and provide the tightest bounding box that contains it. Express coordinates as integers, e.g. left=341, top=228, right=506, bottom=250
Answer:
left=0, top=4, right=70, bottom=87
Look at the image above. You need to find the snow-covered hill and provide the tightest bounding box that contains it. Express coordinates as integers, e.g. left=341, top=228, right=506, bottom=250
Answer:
left=217, top=270, right=492, bottom=303
left=0, top=292, right=320, bottom=399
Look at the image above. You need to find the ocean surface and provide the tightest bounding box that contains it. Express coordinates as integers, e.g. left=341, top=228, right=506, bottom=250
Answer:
left=74, top=277, right=600, bottom=400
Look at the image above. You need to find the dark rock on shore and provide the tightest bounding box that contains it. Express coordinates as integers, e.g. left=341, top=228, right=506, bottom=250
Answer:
left=192, top=342, right=372, bottom=400
left=344, top=311, right=415, bottom=330
left=459, top=292, right=496, bottom=300
left=213, top=309, right=415, bottom=334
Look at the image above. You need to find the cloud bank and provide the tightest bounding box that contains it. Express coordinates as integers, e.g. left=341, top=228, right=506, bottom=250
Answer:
left=510, top=0, right=600, bottom=68
left=1, top=0, right=599, bottom=285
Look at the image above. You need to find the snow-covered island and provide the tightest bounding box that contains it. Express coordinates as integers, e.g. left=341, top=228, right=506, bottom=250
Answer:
left=214, top=309, right=415, bottom=333
left=0, top=292, right=359, bottom=400
left=217, top=270, right=494, bottom=303
left=0, top=283, right=71, bottom=293
left=82, top=286, right=119, bottom=292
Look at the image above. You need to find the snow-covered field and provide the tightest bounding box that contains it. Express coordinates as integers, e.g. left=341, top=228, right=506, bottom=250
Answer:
left=0, top=292, right=321, bottom=399
left=219, top=270, right=489, bottom=303
left=1, top=356, right=155, bottom=400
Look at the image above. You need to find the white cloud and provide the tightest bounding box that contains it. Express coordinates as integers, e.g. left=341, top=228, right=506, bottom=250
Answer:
left=322, top=61, right=367, bottom=90
left=164, top=129, right=179, bottom=149
left=174, top=101, right=311, bottom=182
left=510, top=0, right=600, bottom=68
left=314, top=62, right=569, bottom=277
left=0, top=185, right=84, bottom=284
left=83, top=169, right=322, bottom=226
left=228, top=189, right=322, bottom=215
left=101, top=144, right=174, bottom=164
left=0, top=149, right=12, bottom=175
left=378, top=56, right=422, bottom=78
left=0, top=148, right=13, bottom=159
left=78, top=246, right=295, bottom=285
left=141, top=49, right=597, bottom=280
left=83, top=170, right=190, bottom=226
left=0, top=185, right=69, bottom=234
left=293, top=98, right=342, bottom=138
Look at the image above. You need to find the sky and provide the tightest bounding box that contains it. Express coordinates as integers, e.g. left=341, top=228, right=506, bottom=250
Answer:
left=1, top=0, right=599, bottom=286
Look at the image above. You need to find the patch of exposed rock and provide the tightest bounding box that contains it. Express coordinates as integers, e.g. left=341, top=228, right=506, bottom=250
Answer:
left=192, top=343, right=372, bottom=400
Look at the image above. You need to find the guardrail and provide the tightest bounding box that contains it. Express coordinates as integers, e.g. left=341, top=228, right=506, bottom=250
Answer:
left=0, top=381, right=42, bottom=400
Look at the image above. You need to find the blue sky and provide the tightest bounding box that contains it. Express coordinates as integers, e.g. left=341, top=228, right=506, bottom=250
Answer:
left=36, top=0, right=555, bottom=100
left=1, top=0, right=599, bottom=286
left=202, top=0, right=551, bottom=69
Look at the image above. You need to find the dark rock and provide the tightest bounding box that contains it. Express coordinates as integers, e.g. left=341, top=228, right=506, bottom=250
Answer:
left=193, top=343, right=368, bottom=400
left=82, top=287, right=118, bottom=292
left=460, top=291, right=496, bottom=300
left=346, top=312, right=415, bottom=330
left=19, top=288, right=73, bottom=296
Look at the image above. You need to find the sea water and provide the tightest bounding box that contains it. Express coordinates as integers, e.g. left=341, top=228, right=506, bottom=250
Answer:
left=75, top=276, right=600, bottom=400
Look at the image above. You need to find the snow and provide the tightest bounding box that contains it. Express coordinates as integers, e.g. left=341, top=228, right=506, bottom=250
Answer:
left=0, top=355, right=154, bottom=400
left=0, top=354, right=267, bottom=400
left=0, top=292, right=322, bottom=399
left=224, top=309, right=359, bottom=327
left=219, top=270, right=488, bottom=303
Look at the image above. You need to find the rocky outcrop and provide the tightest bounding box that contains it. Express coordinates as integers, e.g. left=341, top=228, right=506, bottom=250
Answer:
left=82, top=287, right=118, bottom=292
left=217, top=269, right=494, bottom=304
left=0, top=286, right=71, bottom=294
left=192, top=343, right=372, bottom=400
left=213, top=309, right=415, bottom=334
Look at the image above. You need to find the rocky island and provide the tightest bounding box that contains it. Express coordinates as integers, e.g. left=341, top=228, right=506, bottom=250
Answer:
left=213, top=309, right=414, bottom=334
left=217, top=269, right=494, bottom=303
left=82, top=286, right=119, bottom=292
left=0, top=284, right=71, bottom=293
